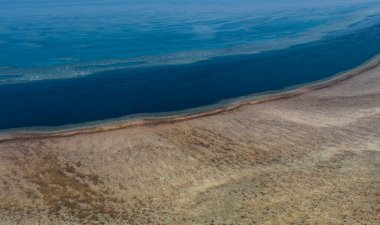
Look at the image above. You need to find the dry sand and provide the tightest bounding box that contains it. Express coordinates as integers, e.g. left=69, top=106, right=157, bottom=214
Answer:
left=0, top=60, right=379, bottom=224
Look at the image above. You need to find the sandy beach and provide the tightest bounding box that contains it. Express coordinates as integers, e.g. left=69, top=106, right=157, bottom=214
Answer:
left=0, top=59, right=379, bottom=224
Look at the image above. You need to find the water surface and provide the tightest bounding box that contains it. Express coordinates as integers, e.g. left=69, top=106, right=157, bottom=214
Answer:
left=1, top=1, right=380, bottom=130
left=1, top=22, right=380, bottom=130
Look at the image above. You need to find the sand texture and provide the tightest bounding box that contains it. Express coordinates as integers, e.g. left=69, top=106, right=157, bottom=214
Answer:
left=0, top=62, right=379, bottom=224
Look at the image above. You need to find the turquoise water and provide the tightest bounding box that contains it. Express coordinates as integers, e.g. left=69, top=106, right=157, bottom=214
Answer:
left=0, top=1, right=380, bottom=129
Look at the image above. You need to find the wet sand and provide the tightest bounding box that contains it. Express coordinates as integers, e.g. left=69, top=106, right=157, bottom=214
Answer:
left=0, top=59, right=379, bottom=224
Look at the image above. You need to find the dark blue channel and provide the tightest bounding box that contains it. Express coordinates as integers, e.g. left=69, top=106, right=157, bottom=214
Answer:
left=1, top=23, right=380, bottom=130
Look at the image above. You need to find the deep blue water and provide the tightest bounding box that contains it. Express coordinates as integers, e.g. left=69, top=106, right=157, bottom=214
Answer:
left=0, top=22, right=380, bottom=130
left=1, top=1, right=380, bottom=82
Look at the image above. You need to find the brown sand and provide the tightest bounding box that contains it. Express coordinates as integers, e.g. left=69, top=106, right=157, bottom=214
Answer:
left=0, top=61, right=379, bottom=225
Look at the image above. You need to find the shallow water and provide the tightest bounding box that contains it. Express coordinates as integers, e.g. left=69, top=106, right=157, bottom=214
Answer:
left=1, top=1, right=380, bottom=130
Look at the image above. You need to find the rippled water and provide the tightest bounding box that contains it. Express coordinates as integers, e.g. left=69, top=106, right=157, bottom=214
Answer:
left=0, top=1, right=380, bottom=130
left=1, top=0, right=380, bottom=82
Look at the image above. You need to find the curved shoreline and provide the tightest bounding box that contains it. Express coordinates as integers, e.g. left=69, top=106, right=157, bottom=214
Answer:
left=0, top=54, right=379, bottom=143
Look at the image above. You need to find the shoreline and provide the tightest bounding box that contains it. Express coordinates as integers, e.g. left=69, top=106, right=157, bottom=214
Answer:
left=1, top=54, right=380, bottom=142
left=1, top=45, right=379, bottom=224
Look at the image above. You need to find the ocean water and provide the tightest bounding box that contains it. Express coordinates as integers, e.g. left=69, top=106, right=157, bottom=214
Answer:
left=1, top=0, right=380, bottom=130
